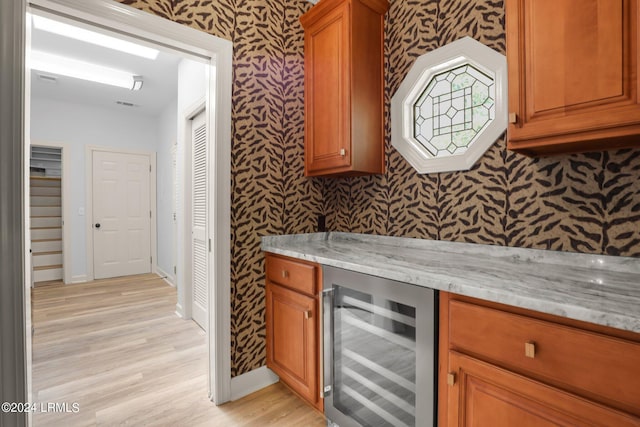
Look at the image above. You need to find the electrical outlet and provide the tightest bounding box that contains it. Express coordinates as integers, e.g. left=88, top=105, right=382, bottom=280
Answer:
left=317, top=215, right=326, bottom=232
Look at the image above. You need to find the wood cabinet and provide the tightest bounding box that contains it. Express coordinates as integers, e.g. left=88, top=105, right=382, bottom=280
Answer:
left=447, top=352, right=639, bottom=427
left=265, top=254, right=323, bottom=411
left=439, top=292, right=640, bottom=426
left=506, top=0, right=640, bottom=155
left=300, top=0, right=388, bottom=177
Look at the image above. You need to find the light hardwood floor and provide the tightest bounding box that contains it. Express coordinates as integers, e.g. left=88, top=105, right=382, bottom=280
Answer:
left=32, top=274, right=325, bottom=426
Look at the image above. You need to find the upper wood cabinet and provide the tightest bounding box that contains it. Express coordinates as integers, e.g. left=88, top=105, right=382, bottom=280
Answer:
left=301, top=0, right=388, bottom=177
left=506, top=0, right=640, bottom=155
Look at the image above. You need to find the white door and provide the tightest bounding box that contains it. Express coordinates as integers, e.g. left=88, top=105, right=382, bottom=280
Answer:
left=93, top=151, right=151, bottom=279
left=171, top=142, right=178, bottom=281
left=191, top=111, right=208, bottom=330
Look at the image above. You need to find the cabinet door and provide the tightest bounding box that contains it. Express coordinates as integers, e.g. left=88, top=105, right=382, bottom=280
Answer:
left=506, top=0, right=640, bottom=154
left=266, top=282, right=319, bottom=406
left=447, top=352, right=640, bottom=427
left=304, top=1, right=352, bottom=175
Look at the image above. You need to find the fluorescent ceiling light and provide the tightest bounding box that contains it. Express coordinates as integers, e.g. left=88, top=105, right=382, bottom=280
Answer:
left=30, top=50, right=143, bottom=90
left=32, top=14, right=159, bottom=60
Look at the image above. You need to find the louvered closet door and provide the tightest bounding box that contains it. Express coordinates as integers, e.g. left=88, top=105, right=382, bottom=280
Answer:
left=191, top=111, right=208, bottom=331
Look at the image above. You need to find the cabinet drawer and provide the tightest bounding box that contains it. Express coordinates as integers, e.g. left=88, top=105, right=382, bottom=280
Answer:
left=266, top=254, right=317, bottom=296
left=449, top=300, right=640, bottom=413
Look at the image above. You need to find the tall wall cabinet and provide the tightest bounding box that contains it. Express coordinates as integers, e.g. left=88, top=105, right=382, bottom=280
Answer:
left=506, top=0, right=640, bottom=155
left=300, top=0, right=388, bottom=177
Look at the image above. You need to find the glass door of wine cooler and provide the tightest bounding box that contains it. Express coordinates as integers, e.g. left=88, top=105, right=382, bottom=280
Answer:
left=322, top=267, right=437, bottom=427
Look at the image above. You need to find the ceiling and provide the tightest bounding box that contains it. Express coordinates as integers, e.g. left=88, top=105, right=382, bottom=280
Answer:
left=30, top=14, right=182, bottom=116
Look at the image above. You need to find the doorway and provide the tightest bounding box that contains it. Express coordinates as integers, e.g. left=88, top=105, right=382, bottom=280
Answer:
left=29, top=144, right=63, bottom=285
left=19, top=0, right=233, bottom=409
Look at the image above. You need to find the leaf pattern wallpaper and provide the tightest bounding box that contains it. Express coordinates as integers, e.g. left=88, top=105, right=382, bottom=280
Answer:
left=116, top=0, right=640, bottom=377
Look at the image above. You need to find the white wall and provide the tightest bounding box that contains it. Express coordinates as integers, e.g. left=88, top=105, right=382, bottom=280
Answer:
left=178, top=59, right=207, bottom=112
left=30, top=58, right=204, bottom=289
left=175, top=57, right=207, bottom=315
left=30, top=97, right=161, bottom=281
left=156, top=100, right=177, bottom=283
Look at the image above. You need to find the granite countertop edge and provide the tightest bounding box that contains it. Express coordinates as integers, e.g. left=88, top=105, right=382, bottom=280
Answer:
left=261, top=232, right=640, bottom=334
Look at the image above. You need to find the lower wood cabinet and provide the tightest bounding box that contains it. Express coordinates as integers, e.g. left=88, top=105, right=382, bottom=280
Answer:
left=439, top=292, right=640, bottom=426
left=447, top=352, right=638, bottom=426
left=265, top=253, right=323, bottom=411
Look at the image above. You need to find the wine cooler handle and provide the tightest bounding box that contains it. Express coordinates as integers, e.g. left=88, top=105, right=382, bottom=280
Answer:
left=322, top=287, right=334, bottom=398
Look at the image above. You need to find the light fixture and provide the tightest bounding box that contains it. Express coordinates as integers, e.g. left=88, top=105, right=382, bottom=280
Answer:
left=31, top=14, right=159, bottom=60
left=132, top=75, right=144, bottom=91
left=30, top=50, right=144, bottom=90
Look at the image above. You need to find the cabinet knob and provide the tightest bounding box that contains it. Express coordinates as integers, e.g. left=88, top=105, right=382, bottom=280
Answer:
left=508, top=112, right=518, bottom=124
left=281, top=270, right=289, bottom=279
left=447, top=372, right=456, bottom=386
left=339, top=148, right=346, bottom=157
left=525, top=341, right=536, bottom=358
left=304, top=310, right=311, bottom=319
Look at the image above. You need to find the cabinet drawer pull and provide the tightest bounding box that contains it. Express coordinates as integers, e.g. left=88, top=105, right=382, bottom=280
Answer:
left=508, top=112, right=518, bottom=124
left=447, top=372, right=456, bottom=386
left=525, top=341, right=536, bottom=358
left=304, top=310, right=311, bottom=320
left=281, top=270, right=289, bottom=279
left=339, top=148, right=346, bottom=157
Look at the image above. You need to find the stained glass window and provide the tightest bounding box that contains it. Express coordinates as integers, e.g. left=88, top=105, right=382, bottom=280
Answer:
left=413, top=65, right=495, bottom=158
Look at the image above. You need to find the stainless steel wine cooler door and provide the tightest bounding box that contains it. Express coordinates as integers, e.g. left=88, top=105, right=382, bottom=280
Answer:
left=322, top=267, right=437, bottom=427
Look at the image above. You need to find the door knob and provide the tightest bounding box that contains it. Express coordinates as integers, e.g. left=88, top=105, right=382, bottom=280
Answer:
left=95, top=223, right=101, bottom=229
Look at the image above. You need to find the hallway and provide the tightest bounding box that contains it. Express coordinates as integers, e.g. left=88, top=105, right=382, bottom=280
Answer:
left=31, top=274, right=324, bottom=426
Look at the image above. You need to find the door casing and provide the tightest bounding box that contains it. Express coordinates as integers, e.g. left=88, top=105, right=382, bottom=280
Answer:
left=24, top=0, right=233, bottom=407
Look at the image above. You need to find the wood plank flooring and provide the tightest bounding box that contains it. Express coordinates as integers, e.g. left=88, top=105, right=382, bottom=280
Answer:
left=32, top=274, right=325, bottom=426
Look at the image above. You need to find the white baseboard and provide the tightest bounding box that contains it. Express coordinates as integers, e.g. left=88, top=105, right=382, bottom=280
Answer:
left=155, top=265, right=176, bottom=287
left=71, top=275, right=87, bottom=284
left=175, top=303, right=185, bottom=319
left=230, top=366, right=279, bottom=401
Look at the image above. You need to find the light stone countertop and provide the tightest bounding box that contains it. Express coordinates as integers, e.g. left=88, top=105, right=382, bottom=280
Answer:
left=261, top=232, right=640, bottom=334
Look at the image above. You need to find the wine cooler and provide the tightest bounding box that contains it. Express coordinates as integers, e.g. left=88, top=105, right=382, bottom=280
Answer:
left=322, top=266, right=437, bottom=427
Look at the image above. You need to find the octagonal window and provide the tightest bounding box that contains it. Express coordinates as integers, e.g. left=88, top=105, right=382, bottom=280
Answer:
left=413, top=64, right=495, bottom=158
left=391, top=37, right=507, bottom=173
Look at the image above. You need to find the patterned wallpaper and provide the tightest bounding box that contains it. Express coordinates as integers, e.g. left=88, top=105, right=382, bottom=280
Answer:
left=117, top=0, right=320, bottom=377
left=325, top=0, right=640, bottom=258
left=118, top=0, right=640, bottom=377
